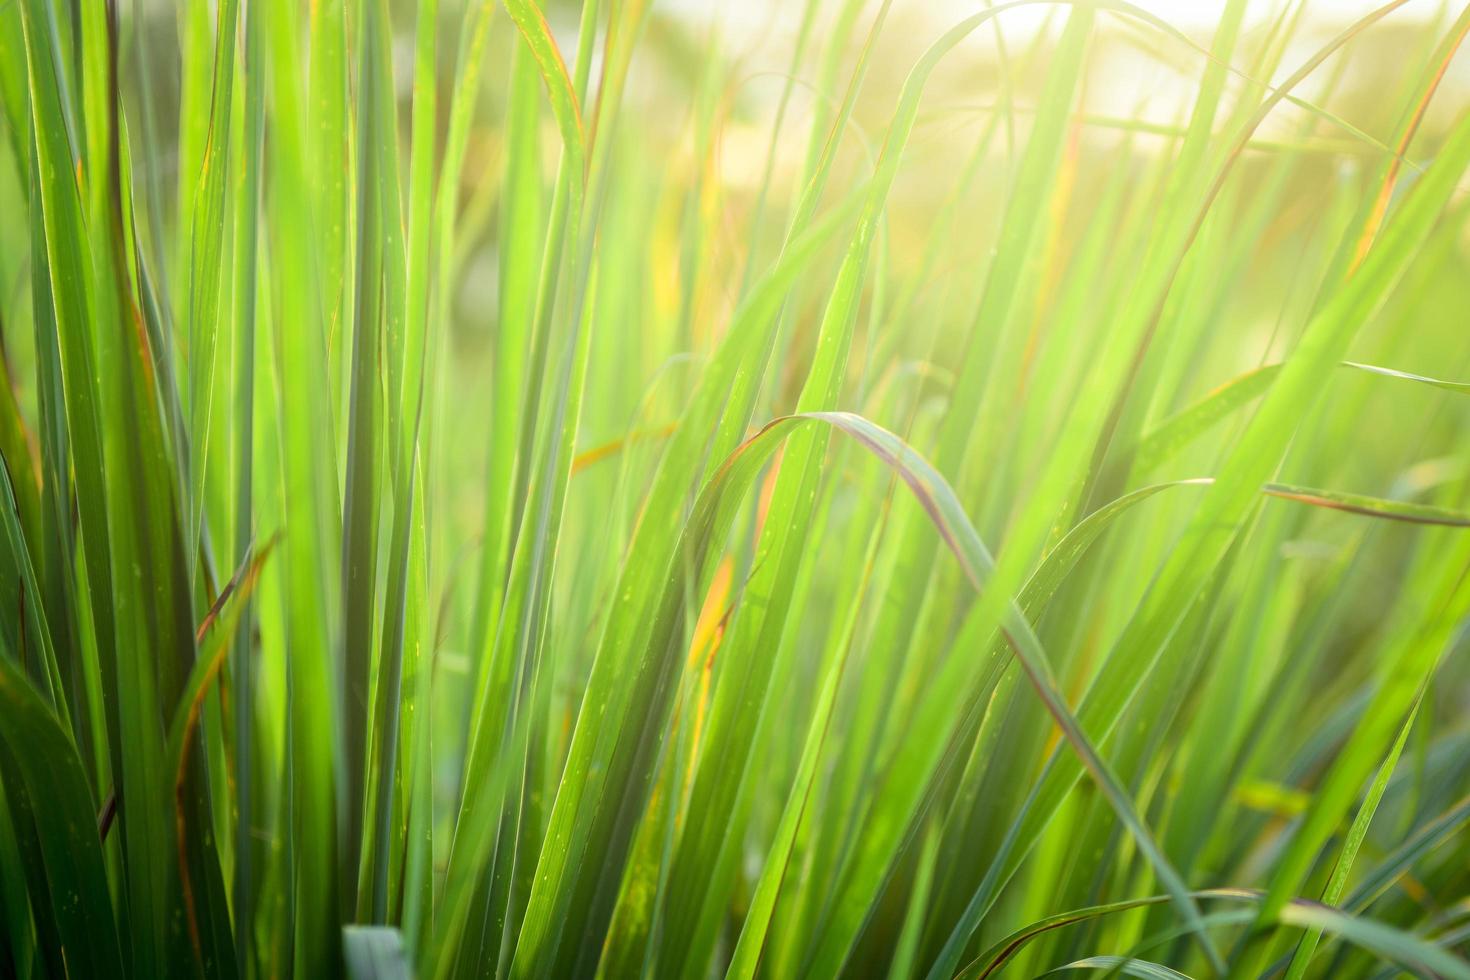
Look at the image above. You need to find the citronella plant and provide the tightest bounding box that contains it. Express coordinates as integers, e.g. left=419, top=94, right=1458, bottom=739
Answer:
left=1, top=0, right=1469, bottom=977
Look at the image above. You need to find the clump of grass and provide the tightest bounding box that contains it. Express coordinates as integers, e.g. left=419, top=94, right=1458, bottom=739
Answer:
left=1, top=0, right=1469, bottom=977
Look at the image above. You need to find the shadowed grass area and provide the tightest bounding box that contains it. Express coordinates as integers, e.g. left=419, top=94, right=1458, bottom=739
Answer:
left=1, top=0, right=1469, bottom=977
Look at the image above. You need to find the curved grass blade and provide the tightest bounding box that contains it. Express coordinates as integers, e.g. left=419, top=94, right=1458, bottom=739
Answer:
left=1343, top=360, right=1470, bottom=395
left=1040, top=955, right=1191, bottom=979
left=503, top=0, right=585, bottom=193
left=665, top=410, right=1221, bottom=973
left=964, top=893, right=1206, bottom=980
left=0, top=655, right=124, bottom=978
left=961, top=888, right=1470, bottom=980
left=1283, top=689, right=1425, bottom=980
left=727, top=474, right=1216, bottom=978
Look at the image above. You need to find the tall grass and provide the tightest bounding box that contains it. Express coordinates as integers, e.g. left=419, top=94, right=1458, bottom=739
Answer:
left=1, top=0, right=1469, bottom=976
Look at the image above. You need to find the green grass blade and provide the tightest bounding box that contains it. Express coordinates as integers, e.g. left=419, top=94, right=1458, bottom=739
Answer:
left=0, top=655, right=123, bottom=977
left=1283, top=688, right=1425, bottom=980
